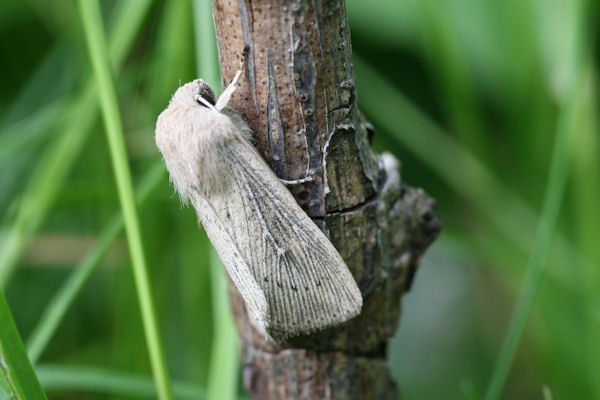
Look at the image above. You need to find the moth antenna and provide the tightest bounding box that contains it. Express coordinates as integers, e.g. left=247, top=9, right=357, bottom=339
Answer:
left=216, top=46, right=250, bottom=111
left=195, top=94, right=217, bottom=111
left=280, top=175, right=314, bottom=185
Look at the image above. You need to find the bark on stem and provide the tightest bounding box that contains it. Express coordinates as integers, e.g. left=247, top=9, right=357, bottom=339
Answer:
left=211, top=0, right=441, bottom=398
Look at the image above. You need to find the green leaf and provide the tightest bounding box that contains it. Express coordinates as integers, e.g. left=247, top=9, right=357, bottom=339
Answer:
left=0, top=287, right=47, bottom=399
left=207, top=250, right=240, bottom=400
left=77, top=0, right=173, bottom=399
left=37, top=364, right=206, bottom=399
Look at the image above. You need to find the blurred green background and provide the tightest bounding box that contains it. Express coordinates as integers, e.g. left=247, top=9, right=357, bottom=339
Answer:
left=0, top=0, right=597, bottom=399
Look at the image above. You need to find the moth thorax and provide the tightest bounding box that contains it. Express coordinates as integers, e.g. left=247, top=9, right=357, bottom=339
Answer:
left=194, top=130, right=238, bottom=197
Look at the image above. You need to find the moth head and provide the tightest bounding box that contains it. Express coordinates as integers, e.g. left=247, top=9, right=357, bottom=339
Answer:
left=170, top=79, right=217, bottom=108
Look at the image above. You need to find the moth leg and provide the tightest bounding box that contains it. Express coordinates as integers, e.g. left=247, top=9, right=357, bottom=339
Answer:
left=216, top=46, right=250, bottom=111
left=280, top=176, right=314, bottom=185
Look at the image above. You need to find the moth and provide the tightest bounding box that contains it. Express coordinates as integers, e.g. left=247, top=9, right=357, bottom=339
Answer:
left=155, top=58, right=362, bottom=341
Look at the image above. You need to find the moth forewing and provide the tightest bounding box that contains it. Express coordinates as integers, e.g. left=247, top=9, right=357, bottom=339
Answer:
left=156, top=78, right=363, bottom=342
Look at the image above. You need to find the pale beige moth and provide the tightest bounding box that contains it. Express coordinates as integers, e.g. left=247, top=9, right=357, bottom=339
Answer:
left=155, top=63, right=362, bottom=341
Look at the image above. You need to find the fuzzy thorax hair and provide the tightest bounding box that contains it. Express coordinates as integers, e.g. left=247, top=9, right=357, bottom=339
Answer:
left=155, top=79, right=249, bottom=201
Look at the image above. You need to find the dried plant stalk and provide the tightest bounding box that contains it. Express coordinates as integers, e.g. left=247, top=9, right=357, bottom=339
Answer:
left=211, top=0, right=441, bottom=398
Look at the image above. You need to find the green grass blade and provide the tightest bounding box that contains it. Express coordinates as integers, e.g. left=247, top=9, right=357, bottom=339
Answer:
left=193, top=0, right=220, bottom=89
left=576, top=93, right=600, bottom=398
left=77, top=1, right=173, bottom=399
left=207, top=250, right=240, bottom=400
left=37, top=364, right=206, bottom=399
left=0, top=287, right=47, bottom=400
left=26, top=162, right=166, bottom=364
left=483, top=62, right=588, bottom=400
left=0, top=0, right=154, bottom=285
left=149, top=0, right=196, bottom=106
